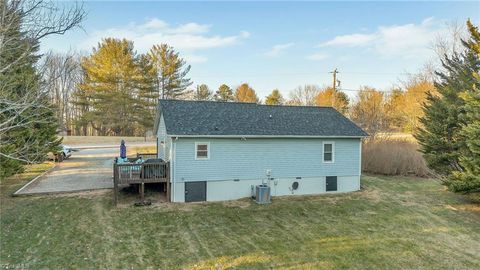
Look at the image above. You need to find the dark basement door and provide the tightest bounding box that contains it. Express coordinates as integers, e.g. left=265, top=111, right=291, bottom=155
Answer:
left=326, top=176, right=338, bottom=192
left=185, top=181, right=206, bottom=202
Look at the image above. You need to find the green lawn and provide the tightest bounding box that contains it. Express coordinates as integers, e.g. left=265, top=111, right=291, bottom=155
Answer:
left=1, top=167, right=479, bottom=269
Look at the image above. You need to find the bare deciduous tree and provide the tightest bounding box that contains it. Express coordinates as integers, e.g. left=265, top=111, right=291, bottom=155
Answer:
left=287, top=84, right=320, bottom=106
left=40, top=51, right=83, bottom=133
left=350, top=86, right=389, bottom=138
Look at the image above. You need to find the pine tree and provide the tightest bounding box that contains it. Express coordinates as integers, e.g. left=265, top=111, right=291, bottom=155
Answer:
left=265, top=89, right=284, bottom=105
left=447, top=20, right=480, bottom=193
left=77, top=38, right=142, bottom=136
left=149, top=44, right=192, bottom=99
left=136, top=54, right=159, bottom=134
left=214, top=84, right=234, bottom=101
left=235, top=83, right=259, bottom=103
left=414, top=30, right=477, bottom=175
left=194, top=84, right=213, bottom=100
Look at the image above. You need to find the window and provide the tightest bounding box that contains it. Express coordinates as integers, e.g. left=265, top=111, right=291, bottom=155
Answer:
left=323, top=142, right=334, bottom=163
left=195, top=142, right=209, bottom=160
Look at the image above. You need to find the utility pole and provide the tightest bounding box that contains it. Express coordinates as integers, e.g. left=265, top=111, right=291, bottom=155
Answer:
left=330, top=68, right=339, bottom=107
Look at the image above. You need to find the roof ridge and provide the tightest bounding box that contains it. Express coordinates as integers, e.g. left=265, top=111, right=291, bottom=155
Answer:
left=159, top=99, right=336, bottom=109
left=159, top=99, right=255, bottom=105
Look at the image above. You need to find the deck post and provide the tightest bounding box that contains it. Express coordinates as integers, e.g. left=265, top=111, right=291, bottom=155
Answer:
left=166, top=162, right=170, bottom=202
left=140, top=182, right=145, bottom=201
left=113, top=163, right=118, bottom=207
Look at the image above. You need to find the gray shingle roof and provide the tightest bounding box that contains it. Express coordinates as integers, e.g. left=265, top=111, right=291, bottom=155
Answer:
left=157, top=99, right=367, bottom=137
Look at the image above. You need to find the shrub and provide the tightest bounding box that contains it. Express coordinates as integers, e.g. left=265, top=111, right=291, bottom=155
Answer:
left=362, top=139, right=432, bottom=177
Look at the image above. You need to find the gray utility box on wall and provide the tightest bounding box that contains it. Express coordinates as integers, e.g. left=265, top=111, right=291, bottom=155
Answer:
left=255, top=184, right=271, bottom=204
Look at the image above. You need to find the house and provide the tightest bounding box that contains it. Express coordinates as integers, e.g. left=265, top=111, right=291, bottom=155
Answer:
left=154, top=99, right=368, bottom=203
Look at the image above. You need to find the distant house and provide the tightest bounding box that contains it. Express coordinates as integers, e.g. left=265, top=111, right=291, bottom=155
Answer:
left=154, top=100, right=367, bottom=202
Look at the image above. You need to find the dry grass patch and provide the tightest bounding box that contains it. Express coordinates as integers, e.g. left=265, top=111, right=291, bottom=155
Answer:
left=362, top=138, right=432, bottom=177
left=61, top=136, right=155, bottom=145
left=129, top=145, right=157, bottom=155
left=188, top=253, right=276, bottom=270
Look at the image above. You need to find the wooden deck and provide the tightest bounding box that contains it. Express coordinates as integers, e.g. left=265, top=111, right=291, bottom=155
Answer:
left=113, top=154, right=170, bottom=206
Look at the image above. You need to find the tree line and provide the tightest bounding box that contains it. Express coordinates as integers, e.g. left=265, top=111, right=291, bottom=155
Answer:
left=42, top=37, right=436, bottom=138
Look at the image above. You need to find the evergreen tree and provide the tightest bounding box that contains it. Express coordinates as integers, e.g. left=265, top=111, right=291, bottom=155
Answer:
left=265, top=89, right=284, bottom=105
left=215, top=84, right=234, bottom=101
left=77, top=38, right=143, bottom=136
left=149, top=44, right=192, bottom=99
left=447, top=20, right=480, bottom=193
left=194, top=84, right=213, bottom=100
left=0, top=2, right=61, bottom=177
left=136, top=54, right=159, bottom=134
left=235, top=83, right=259, bottom=103
left=414, top=27, right=477, bottom=175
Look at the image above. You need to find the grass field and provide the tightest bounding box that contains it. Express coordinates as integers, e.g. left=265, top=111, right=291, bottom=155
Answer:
left=1, top=166, right=479, bottom=269
left=61, top=135, right=155, bottom=145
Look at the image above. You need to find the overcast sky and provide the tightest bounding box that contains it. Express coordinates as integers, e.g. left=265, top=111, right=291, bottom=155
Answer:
left=42, top=1, right=480, bottom=99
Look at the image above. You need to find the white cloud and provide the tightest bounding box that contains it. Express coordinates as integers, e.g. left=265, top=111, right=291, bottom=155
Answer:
left=318, top=17, right=441, bottom=58
left=264, top=42, right=295, bottom=57
left=183, top=54, right=208, bottom=63
left=320, top=33, right=375, bottom=47
left=173, top=22, right=211, bottom=34
left=240, top=31, right=251, bottom=38
left=81, top=18, right=249, bottom=63
left=307, top=52, right=329, bottom=61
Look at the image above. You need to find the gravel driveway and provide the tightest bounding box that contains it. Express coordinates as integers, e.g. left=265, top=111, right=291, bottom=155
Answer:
left=16, top=147, right=119, bottom=194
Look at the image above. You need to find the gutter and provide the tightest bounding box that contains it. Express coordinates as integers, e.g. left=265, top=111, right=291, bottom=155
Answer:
left=166, top=135, right=368, bottom=139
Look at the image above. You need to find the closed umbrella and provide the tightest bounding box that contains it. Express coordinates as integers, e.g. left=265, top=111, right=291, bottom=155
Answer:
left=120, top=140, right=126, bottom=159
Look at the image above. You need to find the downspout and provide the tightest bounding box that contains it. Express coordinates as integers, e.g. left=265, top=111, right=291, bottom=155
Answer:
left=359, top=139, right=362, bottom=190
left=171, top=137, right=178, bottom=202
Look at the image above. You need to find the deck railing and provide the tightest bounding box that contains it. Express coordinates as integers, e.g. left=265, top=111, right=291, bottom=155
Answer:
left=114, top=162, right=168, bottom=184
left=136, top=153, right=158, bottom=160
left=113, top=155, right=170, bottom=205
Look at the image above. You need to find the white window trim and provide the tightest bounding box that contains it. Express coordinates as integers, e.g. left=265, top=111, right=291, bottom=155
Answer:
left=195, top=142, right=210, bottom=160
left=323, top=141, right=335, bottom=163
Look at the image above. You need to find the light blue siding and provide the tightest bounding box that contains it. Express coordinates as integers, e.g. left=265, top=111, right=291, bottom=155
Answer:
left=173, top=138, right=361, bottom=182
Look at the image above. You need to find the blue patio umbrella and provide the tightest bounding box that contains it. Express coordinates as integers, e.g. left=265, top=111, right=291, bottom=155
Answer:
left=120, top=140, right=126, bottom=159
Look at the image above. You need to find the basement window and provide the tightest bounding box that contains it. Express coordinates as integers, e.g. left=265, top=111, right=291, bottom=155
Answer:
left=323, top=141, right=334, bottom=163
left=195, top=142, right=210, bottom=160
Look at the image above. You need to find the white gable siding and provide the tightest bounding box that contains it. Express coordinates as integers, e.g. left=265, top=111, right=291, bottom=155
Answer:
left=156, top=115, right=171, bottom=160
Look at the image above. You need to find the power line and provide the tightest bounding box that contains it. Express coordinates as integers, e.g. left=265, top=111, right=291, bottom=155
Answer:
left=338, top=88, right=433, bottom=94
left=192, top=71, right=414, bottom=78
